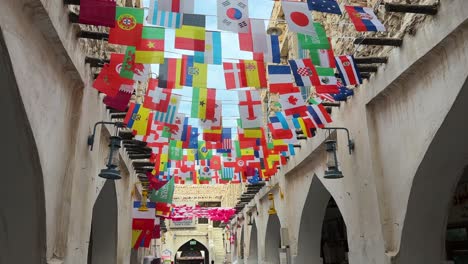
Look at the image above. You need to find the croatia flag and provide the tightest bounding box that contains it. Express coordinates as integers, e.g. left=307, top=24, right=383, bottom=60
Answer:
left=289, top=58, right=320, bottom=87
left=345, top=5, right=386, bottom=32
left=335, top=55, right=362, bottom=86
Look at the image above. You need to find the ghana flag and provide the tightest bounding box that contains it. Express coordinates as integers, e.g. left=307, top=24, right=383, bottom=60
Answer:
left=109, top=7, right=144, bottom=46
left=135, top=27, right=165, bottom=64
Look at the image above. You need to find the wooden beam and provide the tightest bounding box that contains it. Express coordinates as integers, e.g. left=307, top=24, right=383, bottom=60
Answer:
left=385, top=3, right=438, bottom=15
left=322, top=102, right=341, bottom=107
left=354, top=37, right=403, bottom=47
left=358, top=65, right=379, bottom=73
left=77, top=30, right=109, bottom=40
left=85, top=57, right=109, bottom=68
left=360, top=72, right=371, bottom=79
left=68, top=12, right=79, bottom=23
left=128, top=154, right=151, bottom=159
left=64, top=0, right=80, bottom=5
left=354, top=57, right=388, bottom=64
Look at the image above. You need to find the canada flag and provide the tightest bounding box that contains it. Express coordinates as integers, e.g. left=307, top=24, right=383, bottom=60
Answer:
left=279, top=91, right=308, bottom=116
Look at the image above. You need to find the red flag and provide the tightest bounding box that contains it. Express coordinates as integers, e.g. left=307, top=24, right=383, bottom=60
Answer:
left=79, top=0, right=116, bottom=27
left=93, top=64, right=133, bottom=96
left=223, top=62, right=244, bottom=89
left=210, top=156, right=222, bottom=170
left=103, top=84, right=134, bottom=111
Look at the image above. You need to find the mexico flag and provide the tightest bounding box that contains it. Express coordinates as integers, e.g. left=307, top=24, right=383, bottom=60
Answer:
left=109, top=7, right=144, bottom=46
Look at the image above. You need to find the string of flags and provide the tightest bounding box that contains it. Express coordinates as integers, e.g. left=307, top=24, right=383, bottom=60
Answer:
left=80, top=0, right=390, bottom=249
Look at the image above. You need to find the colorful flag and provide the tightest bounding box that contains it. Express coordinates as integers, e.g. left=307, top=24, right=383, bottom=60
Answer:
left=315, top=67, right=339, bottom=94
left=79, top=0, right=116, bottom=27
left=144, top=84, right=172, bottom=112
left=150, top=178, right=175, bottom=217
left=110, top=53, right=149, bottom=82
left=191, top=88, right=217, bottom=121
left=279, top=90, right=308, bottom=116
left=194, top=31, right=223, bottom=65
left=268, top=113, right=295, bottom=142
left=183, top=127, right=199, bottom=149
left=223, top=62, right=244, bottom=89
left=198, top=141, right=213, bottom=160
left=159, top=58, right=182, bottom=89
left=199, top=100, right=222, bottom=128
left=289, top=58, right=320, bottom=87
left=135, top=27, right=165, bottom=64
left=222, top=167, right=234, bottom=181
left=153, top=94, right=181, bottom=125
left=180, top=55, right=208, bottom=88
left=240, top=60, right=267, bottom=88
left=308, top=38, right=336, bottom=68
left=148, top=0, right=183, bottom=28
left=307, top=0, right=342, bottom=14
left=238, top=90, right=263, bottom=128
left=282, top=1, right=316, bottom=36
left=158, top=0, right=195, bottom=13
left=218, top=128, right=232, bottom=153
left=169, top=140, right=183, bottom=160
left=306, top=104, right=332, bottom=128
left=265, top=35, right=281, bottom=64
left=345, top=5, right=386, bottom=32
left=175, top=14, right=206, bottom=52
left=124, top=103, right=152, bottom=135
left=267, top=65, right=297, bottom=94
left=93, top=64, right=134, bottom=96
left=296, top=23, right=329, bottom=49
left=169, top=113, right=187, bottom=140
left=103, top=84, right=134, bottom=111
left=203, top=127, right=223, bottom=142
left=217, top=0, right=250, bottom=33
left=109, top=7, right=144, bottom=46
left=335, top=55, right=362, bottom=86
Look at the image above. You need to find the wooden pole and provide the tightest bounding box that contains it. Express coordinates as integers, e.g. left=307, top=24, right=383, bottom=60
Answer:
left=385, top=3, right=438, bottom=15
left=360, top=72, right=371, bottom=79
left=68, top=12, right=79, bottom=23
left=77, top=30, right=109, bottom=40
left=63, top=0, right=80, bottom=5
left=354, top=57, right=388, bottom=64
left=358, top=65, right=379, bottom=73
left=354, top=37, right=403, bottom=47
left=85, top=56, right=110, bottom=67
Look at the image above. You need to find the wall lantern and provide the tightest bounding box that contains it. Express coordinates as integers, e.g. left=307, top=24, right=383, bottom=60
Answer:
left=268, top=193, right=277, bottom=215
left=88, top=121, right=125, bottom=180
left=321, top=127, right=354, bottom=179
left=139, top=190, right=149, bottom=212
left=247, top=212, right=253, bottom=226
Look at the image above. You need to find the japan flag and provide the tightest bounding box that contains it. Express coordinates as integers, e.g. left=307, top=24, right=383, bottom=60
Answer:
left=282, top=1, right=315, bottom=35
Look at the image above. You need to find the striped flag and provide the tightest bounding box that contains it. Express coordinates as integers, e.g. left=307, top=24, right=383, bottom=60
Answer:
left=159, top=58, right=182, bottom=89
left=240, top=60, right=267, bottom=88
left=265, top=35, right=281, bottom=64
left=289, top=58, right=320, bottom=87
left=335, top=55, right=362, bottom=86
left=148, top=0, right=183, bottom=28
left=222, top=168, right=234, bottom=181
left=194, top=31, right=222, bottom=65
left=180, top=55, right=208, bottom=88
left=175, top=14, right=206, bottom=52
left=306, top=104, right=332, bottom=128
left=223, top=62, right=244, bottom=89
left=308, top=38, right=336, bottom=68
left=345, top=5, right=386, bottom=32
left=158, top=0, right=195, bottom=13
left=315, top=67, right=339, bottom=94
left=191, top=88, right=217, bottom=121
left=218, top=128, right=232, bottom=153
left=124, top=103, right=152, bottom=135
left=267, top=65, right=297, bottom=94
left=153, top=94, right=181, bottom=125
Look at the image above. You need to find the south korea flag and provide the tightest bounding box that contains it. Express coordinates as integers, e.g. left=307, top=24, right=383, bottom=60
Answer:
left=217, top=0, right=250, bottom=33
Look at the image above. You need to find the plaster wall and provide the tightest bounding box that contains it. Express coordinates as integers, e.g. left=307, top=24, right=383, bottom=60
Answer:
left=0, top=0, right=135, bottom=263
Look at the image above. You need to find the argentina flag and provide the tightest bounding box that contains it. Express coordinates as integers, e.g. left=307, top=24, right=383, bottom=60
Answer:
left=148, top=0, right=183, bottom=28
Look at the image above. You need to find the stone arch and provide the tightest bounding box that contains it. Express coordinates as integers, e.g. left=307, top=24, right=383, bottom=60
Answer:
left=247, top=218, right=258, bottom=264
left=264, top=214, right=281, bottom=264
left=396, top=76, right=468, bottom=263
left=0, top=28, right=47, bottom=264
left=175, top=239, right=210, bottom=264
left=295, top=175, right=333, bottom=263
left=88, top=180, right=118, bottom=264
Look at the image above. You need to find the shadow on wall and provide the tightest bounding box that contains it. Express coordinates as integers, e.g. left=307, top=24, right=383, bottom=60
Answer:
left=0, top=27, right=47, bottom=264
left=264, top=214, right=281, bottom=264
left=247, top=220, right=258, bottom=264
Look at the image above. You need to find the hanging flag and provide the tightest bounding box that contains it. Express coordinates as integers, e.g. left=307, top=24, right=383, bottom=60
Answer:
left=315, top=67, right=339, bottom=94
left=180, top=55, right=208, bottom=88
left=109, top=7, right=144, bottom=46
left=223, top=62, right=244, bottom=89
left=169, top=140, right=184, bottom=160
left=150, top=178, right=175, bottom=217
left=183, top=127, right=199, bottom=149
left=93, top=64, right=134, bottom=96
left=198, top=141, right=213, bottom=160
left=295, top=23, right=329, bottom=49
left=175, top=14, right=206, bottom=52
left=135, top=27, right=165, bottom=64
left=191, top=88, right=217, bottom=120
left=240, top=60, right=267, bottom=88
left=203, top=127, right=223, bottom=142
left=110, top=53, right=149, bottom=82
left=307, top=0, right=342, bottom=14
left=124, top=103, right=152, bottom=135
left=345, top=5, right=386, bottom=32
left=144, top=83, right=172, bottom=112
left=103, top=84, right=134, bottom=111
left=148, top=0, right=183, bottom=28
left=335, top=55, right=362, bottom=86
left=79, top=0, right=116, bottom=27
left=289, top=58, right=320, bottom=87
left=159, top=58, right=182, bottom=89
left=238, top=19, right=253, bottom=51
left=153, top=94, right=181, bottom=125
left=217, top=0, right=250, bottom=33
left=267, top=65, right=297, bottom=94
left=306, top=104, right=332, bottom=128
left=282, top=1, right=318, bottom=36
left=268, top=114, right=295, bottom=142
left=158, top=0, right=195, bottom=13
left=308, top=38, right=336, bottom=68
left=265, top=34, right=281, bottom=64
left=199, top=100, right=222, bottom=128
left=279, top=90, right=308, bottom=116
left=218, top=128, right=232, bottom=153
left=194, top=31, right=223, bottom=65
left=238, top=90, right=263, bottom=128
left=168, top=113, right=187, bottom=140
left=222, top=167, right=234, bottom=181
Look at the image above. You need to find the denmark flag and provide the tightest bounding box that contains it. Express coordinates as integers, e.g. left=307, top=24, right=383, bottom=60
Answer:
left=223, top=62, right=245, bottom=89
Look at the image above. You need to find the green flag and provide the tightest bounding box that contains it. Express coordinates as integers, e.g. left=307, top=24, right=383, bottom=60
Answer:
left=120, top=46, right=137, bottom=79
left=169, top=140, right=183, bottom=160
left=150, top=178, right=175, bottom=203
left=297, top=23, right=329, bottom=49
left=198, top=141, right=213, bottom=160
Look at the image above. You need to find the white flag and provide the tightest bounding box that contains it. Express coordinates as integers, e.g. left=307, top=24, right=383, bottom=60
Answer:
left=217, top=0, right=250, bottom=33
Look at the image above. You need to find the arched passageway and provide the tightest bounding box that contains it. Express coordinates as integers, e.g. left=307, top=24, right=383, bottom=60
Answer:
left=175, top=239, right=209, bottom=264
left=264, top=214, right=281, bottom=264
left=247, top=220, right=258, bottom=264
left=88, top=180, right=118, bottom=263
left=0, top=28, right=47, bottom=264
left=239, top=226, right=245, bottom=263
left=396, top=76, right=468, bottom=263
left=295, top=176, right=348, bottom=264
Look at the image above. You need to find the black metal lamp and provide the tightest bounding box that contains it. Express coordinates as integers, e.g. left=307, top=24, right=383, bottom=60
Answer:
left=88, top=121, right=125, bottom=180
left=324, top=140, right=343, bottom=179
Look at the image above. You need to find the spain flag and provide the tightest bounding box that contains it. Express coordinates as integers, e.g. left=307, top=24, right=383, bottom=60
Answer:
left=240, top=59, right=267, bottom=88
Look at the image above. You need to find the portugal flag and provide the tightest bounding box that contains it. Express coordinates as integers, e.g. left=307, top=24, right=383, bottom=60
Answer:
left=135, top=27, right=165, bottom=64
left=109, top=7, right=144, bottom=46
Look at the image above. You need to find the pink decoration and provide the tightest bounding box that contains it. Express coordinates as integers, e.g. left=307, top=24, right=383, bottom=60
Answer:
left=79, top=0, right=117, bottom=27
left=169, top=205, right=236, bottom=223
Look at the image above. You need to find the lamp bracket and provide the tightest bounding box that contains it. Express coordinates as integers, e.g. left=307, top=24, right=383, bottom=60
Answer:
left=321, top=127, right=354, bottom=154
left=88, top=121, right=126, bottom=151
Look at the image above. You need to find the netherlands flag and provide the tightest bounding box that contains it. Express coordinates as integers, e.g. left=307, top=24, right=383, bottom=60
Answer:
left=345, top=5, right=386, bottom=32
left=335, top=55, right=362, bottom=86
